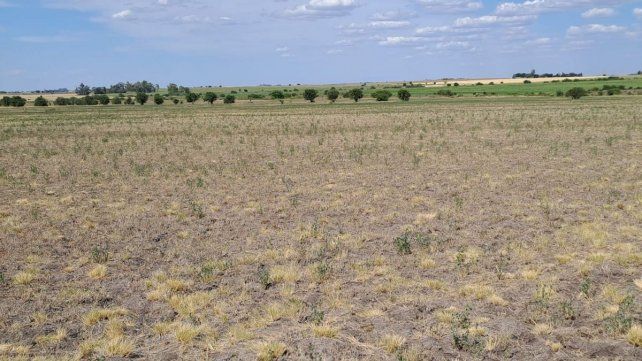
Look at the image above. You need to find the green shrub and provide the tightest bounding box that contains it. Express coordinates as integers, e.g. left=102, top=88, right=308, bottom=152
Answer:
left=153, top=93, right=164, bottom=105
left=344, top=88, right=364, bottom=102
left=436, top=89, right=455, bottom=97
left=397, top=89, right=411, bottom=101
left=223, top=95, right=235, bottom=104
left=203, top=92, right=218, bottom=104
left=303, top=89, right=318, bottom=102
left=34, top=96, right=48, bottom=106
left=371, top=90, right=392, bottom=101
left=111, top=96, right=122, bottom=105
left=270, top=90, right=285, bottom=100
left=135, top=92, right=149, bottom=105
left=565, top=87, right=587, bottom=99
left=54, top=97, right=69, bottom=106
left=326, top=88, right=340, bottom=102
left=96, top=94, right=110, bottom=105
left=185, top=92, right=200, bottom=104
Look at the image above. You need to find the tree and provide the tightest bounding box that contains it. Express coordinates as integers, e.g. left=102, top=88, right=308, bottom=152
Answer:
left=12, top=96, right=26, bottom=107
left=326, top=88, right=340, bottom=102
left=270, top=90, right=285, bottom=100
left=223, top=95, right=235, bottom=104
left=92, top=87, right=107, bottom=95
left=172, top=98, right=180, bottom=105
left=185, top=92, right=200, bottom=104
left=345, top=88, right=364, bottom=102
left=124, top=96, right=134, bottom=105
left=153, top=94, right=164, bottom=105
left=303, top=89, right=318, bottom=103
left=398, top=89, right=411, bottom=101
left=34, top=96, right=48, bottom=106
left=371, top=90, right=392, bottom=101
left=84, top=95, right=98, bottom=105
left=203, top=92, right=218, bottom=104
left=111, top=96, right=122, bottom=105
left=75, top=83, right=91, bottom=96
left=565, top=87, right=587, bottom=99
left=54, top=97, right=69, bottom=106
left=167, top=83, right=179, bottom=95
left=96, top=94, right=110, bottom=105
left=135, top=92, right=149, bottom=105
left=178, top=86, right=190, bottom=94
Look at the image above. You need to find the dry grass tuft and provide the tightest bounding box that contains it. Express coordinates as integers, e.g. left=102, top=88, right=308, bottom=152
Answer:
left=256, top=341, right=287, bottom=361
left=36, top=328, right=67, bottom=345
left=88, top=264, right=107, bottom=280
left=380, top=334, right=406, bottom=354
left=12, top=269, right=37, bottom=285
left=312, top=324, right=339, bottom=338
left=627, top=324, right=642, bottom=347
left=83, top=307, right=128, bottom=326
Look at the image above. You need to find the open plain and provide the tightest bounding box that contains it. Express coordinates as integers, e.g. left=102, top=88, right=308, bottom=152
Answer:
left=1, top=97, right=641, bottom=360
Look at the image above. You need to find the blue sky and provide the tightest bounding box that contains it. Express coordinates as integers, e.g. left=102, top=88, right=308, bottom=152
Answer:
left=1, top=0, right=641, bottom=90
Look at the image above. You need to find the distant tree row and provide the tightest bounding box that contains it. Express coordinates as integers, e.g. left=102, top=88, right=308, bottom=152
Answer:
left=75, top=81, right=159, bottom=95
left=297, top=88, right=411, bottom=103
left=513, top=70, right=582, bottom=79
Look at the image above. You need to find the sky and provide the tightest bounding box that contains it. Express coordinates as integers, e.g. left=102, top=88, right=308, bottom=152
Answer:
left=1, top=0, right=641, bottom=90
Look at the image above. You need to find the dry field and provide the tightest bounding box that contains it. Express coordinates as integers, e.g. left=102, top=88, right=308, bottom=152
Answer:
left=0, top=97, right=641, bottom=360
left=422, top=76, right=607, bottom=87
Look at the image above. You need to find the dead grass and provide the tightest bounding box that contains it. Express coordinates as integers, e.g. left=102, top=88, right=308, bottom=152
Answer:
left=1, top=97, right=640, bottom=359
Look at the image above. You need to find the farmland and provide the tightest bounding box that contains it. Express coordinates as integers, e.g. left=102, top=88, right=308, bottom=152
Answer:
left=0, top=96, right=641, bottom=360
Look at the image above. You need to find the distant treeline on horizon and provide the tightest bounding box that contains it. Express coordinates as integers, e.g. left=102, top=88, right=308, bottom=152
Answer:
left=512, top=70, right=583, bottom=79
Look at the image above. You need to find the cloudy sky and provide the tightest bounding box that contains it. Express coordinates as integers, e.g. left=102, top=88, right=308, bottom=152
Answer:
left=1, top=0, right=641, bottom=90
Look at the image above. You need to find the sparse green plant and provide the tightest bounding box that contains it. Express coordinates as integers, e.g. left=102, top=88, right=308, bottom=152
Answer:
left=605, top=295, right=634, bottom=334
left=258, top=265, right=271, bottom=290
left=394, top=233, right=412, bottom=255
left=309, top=307, right=324, bottom=326
left=91, top=246, right=109, bottom=264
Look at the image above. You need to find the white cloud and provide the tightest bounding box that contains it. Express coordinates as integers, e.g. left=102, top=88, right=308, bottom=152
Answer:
left=634, top=8, right=642, bottom=19
left=275, top=46, right=290, bottom=52
left=371, top=10, right=417, bottom=21
left=582, top=8, right=614, bottom=18
left=112, top=9, right=132, bottom=19
left=567, top=23, right=625, bottom=36
left=416, top=0, right=483, bottom=12
left=435, top=40, right=472, bottom=49
left=525, top=37, right=551, bottom=44
left=368, top=20, right=411, bottom=29
left=497, top=1, right=629, bottom=15
left=454, top=15, right=536, bottom=27
left=283, top=0, right=357, bottom=18
left=378, top=36, right=424, bottom=46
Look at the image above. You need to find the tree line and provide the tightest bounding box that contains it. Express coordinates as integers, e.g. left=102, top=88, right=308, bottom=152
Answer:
left=75, top=81, right=159, bottom=95
left=513, top=70, right=583, bottom=79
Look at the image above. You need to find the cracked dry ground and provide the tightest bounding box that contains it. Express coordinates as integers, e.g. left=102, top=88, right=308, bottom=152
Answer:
left=1, top=97, right=641, bottom=360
